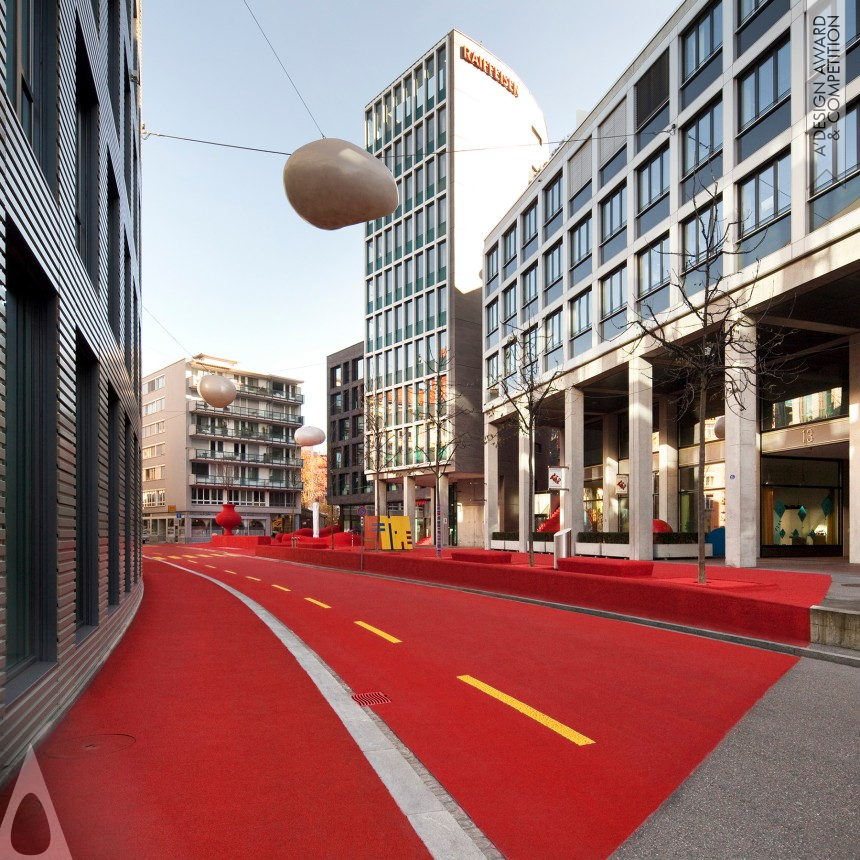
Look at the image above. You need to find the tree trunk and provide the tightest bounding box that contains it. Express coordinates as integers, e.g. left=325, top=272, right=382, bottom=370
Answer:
left=697, top=384, right=708, bottom=585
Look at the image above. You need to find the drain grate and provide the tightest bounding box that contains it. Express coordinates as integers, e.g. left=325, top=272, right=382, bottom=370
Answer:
left=352, top=691, right=391, bottom=707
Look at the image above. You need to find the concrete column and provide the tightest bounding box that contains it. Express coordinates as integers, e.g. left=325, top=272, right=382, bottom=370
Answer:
left=518, top=428, right=531, bottom=552
left=725, top=315, right=759, bottom=567
left=437, top=474, right=450, bottom=548
left=658, top=396, right=679, bottom=529
left=485, top=421, right=500, bottom=549
left=374, top=478, right=388, bottom=517
left=629, top=357, right=654, bottom=561
left=603, top=416, right=619, bottom=532
left=849, top=335, right=860, bottom=562
left=562, top=384, right=585, bottom=536
left=403, top=474, right=416, bottom=542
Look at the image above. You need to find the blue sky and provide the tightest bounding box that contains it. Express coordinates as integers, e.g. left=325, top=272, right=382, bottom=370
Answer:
left=141, top=0, right=681, bottom=429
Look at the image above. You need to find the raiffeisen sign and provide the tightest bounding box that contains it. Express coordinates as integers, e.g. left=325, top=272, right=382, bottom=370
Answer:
left=461, top=46, right=519, bottom=97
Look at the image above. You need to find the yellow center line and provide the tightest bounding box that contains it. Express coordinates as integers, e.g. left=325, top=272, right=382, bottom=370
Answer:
left=304, top=598, right=331, bottom=609
left=225, top=570, right=238, bottom=575
left=272, top=584, right=291, bottom=593
left=245, top=575, right=261, bottom=581
left=168, top=555, right=182, bottom=559
left=457, top=675, right=595, bottom=747
left=355, top=621, right=401, bottom=643
left=205, top=565, right=217, bottom=569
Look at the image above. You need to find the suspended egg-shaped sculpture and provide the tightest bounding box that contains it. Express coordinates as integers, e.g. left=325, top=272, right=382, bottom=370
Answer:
left=713, top=415, right=726, bottom=440
left=294, top=425, right=326, bottom=447
left=283, top=138, right=398, bottom=230
left=197, top=374, right=237, bottom=409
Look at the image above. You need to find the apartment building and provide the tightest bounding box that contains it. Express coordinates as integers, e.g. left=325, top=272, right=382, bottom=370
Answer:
left=363, top=30, right=548, bottom=546
left=483, top=0, right=860, bottom=564
left=1, top=0, right=143, bottom=779
left=142, top=355, right=303, bottom=541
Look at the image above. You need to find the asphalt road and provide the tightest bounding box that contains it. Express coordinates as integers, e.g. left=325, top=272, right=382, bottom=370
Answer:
left=612, top=657, right=860, bottom=860
left=144, top=546, right=851, bottom=859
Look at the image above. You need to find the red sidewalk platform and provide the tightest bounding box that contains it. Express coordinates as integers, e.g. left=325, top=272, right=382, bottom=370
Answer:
left=255, top=545, right=831, bottom=646
left=0, top=559, right=430, bottom=859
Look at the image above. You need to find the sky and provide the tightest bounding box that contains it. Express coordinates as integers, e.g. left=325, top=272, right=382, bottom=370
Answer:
left=140, top=0, right=682, bottom=430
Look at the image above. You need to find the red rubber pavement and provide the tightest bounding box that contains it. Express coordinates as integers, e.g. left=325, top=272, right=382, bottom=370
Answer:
left=0, top=558, right=431, bottom=860
left=174, top=547, right=799, bottom=859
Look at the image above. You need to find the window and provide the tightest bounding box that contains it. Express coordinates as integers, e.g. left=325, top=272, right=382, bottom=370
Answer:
left=601, top=185, right=627, bottom=241
left=544, top=172, right=563, bottom=238
left=683, top=100, right=723, bottom=175
left=6, top=0, right=58, bottom=189
left=739, top=152, right=791, bottom=234
left=571, top=217, right=592, bottom=266
left=545, top=310, right=563, bottom=370
left=683, top=199, right=724, bottom=269
left=738, top=151, right=791, bottom=263
left=570, top=289, right=592, bottom=356
left=502, top=284, right=517, bottom=335
left=812, top=102, right=860, bottom=193
left=522, top=264, right=538, bottom=319
left=683, top=2, right=723, bottom=81
left=739, top=41, right=790, bottom=130
left=486, top=353, right=500, bottom=389
left=637, top=146, right=669, bottom=212
left=143, top=466, right=164, bottom=482
left=811, top=102, right=860, bottom=227
left=600, top=266, right=628, bottom=340
left=143, top=490, right=166, bottom=508
left=503, top=225, right=517, bottom=278
left=544, top=243, right=563, bottom=305
left=739, top=0, right=768, bottom=24
left=142, top=398, right=165, bottom=416
left=437, top=196, right=447, bottom=236
left=486, top=300, right=499, bottom=346
left=599, top=101, right=626, bottom=178
left=522, top=202, right=538, bottom=259
left=142, top=421, right=165, bottom=437
left=76, top=25, right=100, bottom=284
left=143, top=375, right=166, bottom=394
left=485, top=245, right=499, bottom=295
left=637, top=234, right=671, bottom=315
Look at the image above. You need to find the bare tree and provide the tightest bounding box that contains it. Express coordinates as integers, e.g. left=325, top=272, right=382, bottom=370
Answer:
left=630, top=183, right=795, bottom=583
left=364, top=388, right=397, bottom=531
left=410, top=348, right=477, bottom=557
left=491, top=325, right=566, bottom=566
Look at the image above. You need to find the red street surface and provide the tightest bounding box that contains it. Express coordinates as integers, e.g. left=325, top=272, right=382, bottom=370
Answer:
left=4, top=545, right=797, bottom=859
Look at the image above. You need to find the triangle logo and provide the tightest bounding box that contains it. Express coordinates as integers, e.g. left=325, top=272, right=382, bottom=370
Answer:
left=0, top=744, right=72, bottom=858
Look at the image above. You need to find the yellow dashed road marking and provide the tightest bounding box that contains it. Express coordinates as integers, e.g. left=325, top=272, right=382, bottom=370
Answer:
left=272, top=585, right=291, bottom=593
left=305, top=598, right=331, bottom=609
left=457, top=675, right=595, bottom=747
left=225, top=570, right=238, bottom=575
left=205, top=565, right=217, bottom=569
left=355, top=621, right=401, bottom=643
left=245, top=576, right=261, bottom=582
left=168, top=555, right=182, bottom=559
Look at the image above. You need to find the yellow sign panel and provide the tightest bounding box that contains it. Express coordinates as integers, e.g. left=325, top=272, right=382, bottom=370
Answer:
left=364, top=516, right=413, bottom=551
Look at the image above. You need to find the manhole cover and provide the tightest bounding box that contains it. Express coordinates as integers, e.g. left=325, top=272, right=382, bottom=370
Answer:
left=352, top=692, right=391, bottom=707
left=44, top=734, right=136, bottom=759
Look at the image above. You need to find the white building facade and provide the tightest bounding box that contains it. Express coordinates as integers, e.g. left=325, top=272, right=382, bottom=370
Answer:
left=142, top=355, right=303, bottom=542
left=363, top=30, right=548, bottom=546
left=483, top=0, right=860, bottom=563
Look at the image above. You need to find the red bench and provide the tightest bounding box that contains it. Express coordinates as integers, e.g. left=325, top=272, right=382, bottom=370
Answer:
left=558, top=557, right=653, bottom=577
left=450, top=550, right=513, bottom=565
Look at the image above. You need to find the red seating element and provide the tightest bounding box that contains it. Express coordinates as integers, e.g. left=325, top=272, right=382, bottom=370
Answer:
left=450, top=550, right=513, bottom=564
left=211, top=535, right=272, bottom=548
left=537, top=508, right=561, bottom=534
left=558, top=557, right=653, bottom=578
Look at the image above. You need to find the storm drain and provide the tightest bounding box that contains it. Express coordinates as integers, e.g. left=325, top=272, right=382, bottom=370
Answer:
left=352, top=691, right=391, bottom=707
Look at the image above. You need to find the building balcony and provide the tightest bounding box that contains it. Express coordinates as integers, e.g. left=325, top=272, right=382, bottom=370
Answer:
left=191, top=424, right=297, bottom=446
left=192, top=401, right=303, bottom=425
left=190, top=475, right=304, bottom=490
left=191, top=449, right=302, bottom=468
left=189, top=378, right=303, bottom=404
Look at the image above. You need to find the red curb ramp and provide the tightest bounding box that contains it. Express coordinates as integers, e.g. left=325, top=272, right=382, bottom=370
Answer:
left=255, top=545, right=830, bottom=645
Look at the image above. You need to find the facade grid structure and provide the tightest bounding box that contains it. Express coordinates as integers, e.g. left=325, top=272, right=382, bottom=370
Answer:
left=363, top=30, right=548, bottom=546
left=142, top=355, right=304, bottom=542
left=483, top=0, right=860, bottom=564
left=1, top=0, right=143, bottom=781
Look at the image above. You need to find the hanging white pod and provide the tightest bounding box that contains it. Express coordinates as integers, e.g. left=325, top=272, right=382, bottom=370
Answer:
left=197, top=374, right=237, bottom=409
left=295, top=425, right=326, bottom=447
left=713, top=415, right=725, bottom=440
left=283, top=139, right=398, bottom=230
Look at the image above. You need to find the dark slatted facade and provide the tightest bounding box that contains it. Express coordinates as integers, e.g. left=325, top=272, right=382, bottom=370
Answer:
left=1, top=0, right=143, bottom=783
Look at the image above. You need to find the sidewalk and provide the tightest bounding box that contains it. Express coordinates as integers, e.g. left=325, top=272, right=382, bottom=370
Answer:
left=0, top=558, right=432, bottom=860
